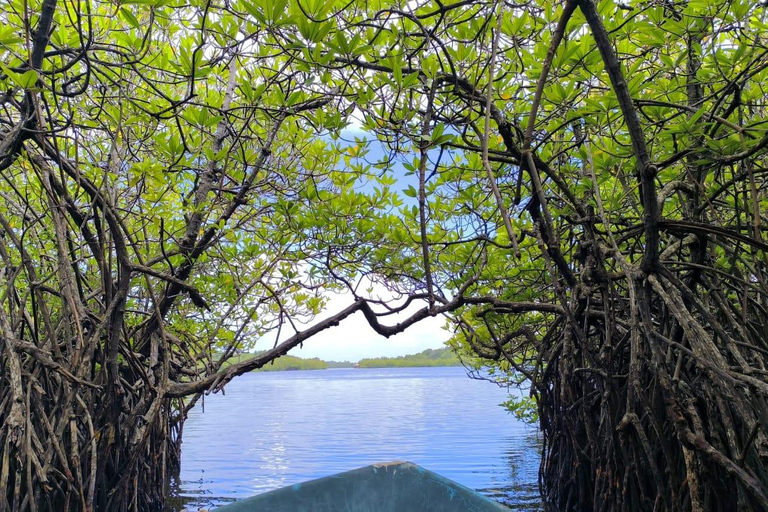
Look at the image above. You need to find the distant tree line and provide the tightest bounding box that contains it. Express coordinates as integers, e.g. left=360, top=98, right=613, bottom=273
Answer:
left=358, top=347, right=460, bottom=368
left=219, top=347, right=461, bottom=370
left=220, top=352, right=328, bottom=371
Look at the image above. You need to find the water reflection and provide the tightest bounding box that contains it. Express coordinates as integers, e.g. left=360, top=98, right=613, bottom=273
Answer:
left=481, top=432, right=543, bottom=510
left=165, top=367, right=542, bottom=511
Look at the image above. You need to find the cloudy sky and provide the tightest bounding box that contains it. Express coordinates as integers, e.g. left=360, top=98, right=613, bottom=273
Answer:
left=252, top=288, right=453, bottom=362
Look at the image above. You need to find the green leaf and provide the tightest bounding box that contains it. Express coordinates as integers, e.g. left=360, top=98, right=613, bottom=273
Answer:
left=120, top=7, right=141, bottom=29
left=0, top=26, right=22, bottom=45
left=1, top=65, right=36, bottom=89
left=18, top=70, right=38, bottom=89
left=391, top=57, right=403, bottom=85
left=121, top=0, right=167, bottom=5
left=688, top=106, right=707, bottom=125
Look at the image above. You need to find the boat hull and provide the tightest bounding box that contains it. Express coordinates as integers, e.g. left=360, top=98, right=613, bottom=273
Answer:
left=215, top=461, right=510, bottom=511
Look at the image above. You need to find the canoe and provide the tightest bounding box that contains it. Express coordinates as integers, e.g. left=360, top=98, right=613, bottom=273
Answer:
left=215, top=461, right=510, bottom=511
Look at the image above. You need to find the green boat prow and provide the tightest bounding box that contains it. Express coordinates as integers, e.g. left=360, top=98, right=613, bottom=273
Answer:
left=215, top=461, right=510, bottom=511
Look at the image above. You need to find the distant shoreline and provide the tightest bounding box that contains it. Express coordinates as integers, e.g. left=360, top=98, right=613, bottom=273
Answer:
left=223, top=347, right=461, bottom=372
left=262, top=363, right=461, bottom=373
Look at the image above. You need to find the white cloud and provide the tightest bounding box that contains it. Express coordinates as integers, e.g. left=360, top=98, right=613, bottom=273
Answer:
left=253, top=284, right=452, bottom=362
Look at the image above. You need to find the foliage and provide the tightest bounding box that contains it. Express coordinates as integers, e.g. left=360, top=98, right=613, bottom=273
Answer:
left=499, top=395, right=539, bottom=425
left=0, top=0, right=428, bottom=508
left=257, top=355, right=326, bottom=371
left=325, top=360, right=356, bottom=369
left=357, top=347, right=460, bottom=368
left=2, top=0, right=768, bottom=511
left=221, top=353, right=328, bottom=371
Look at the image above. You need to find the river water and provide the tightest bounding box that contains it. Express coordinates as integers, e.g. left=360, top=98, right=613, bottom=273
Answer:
left=165, top=366, right=542, bottom=510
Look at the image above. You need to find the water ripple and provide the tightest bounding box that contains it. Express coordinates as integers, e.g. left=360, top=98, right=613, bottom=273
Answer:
left=165, top=367, right=542, bottom=511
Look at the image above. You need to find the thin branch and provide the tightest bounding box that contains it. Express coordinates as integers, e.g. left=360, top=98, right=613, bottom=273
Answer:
left=482, top=4, right=521, bottom=258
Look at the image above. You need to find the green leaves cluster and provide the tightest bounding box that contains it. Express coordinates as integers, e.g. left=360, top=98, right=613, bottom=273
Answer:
left=2, top=0, right=768, bottom=472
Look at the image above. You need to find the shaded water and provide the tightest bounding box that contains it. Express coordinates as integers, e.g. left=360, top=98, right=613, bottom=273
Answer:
left=166, top=366, right=542, bottom=510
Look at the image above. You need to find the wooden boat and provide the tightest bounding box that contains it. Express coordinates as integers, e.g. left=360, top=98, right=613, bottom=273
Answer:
left=215, top=461, right=510, bottom=511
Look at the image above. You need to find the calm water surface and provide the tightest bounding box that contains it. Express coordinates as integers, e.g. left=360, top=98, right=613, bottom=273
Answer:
left=166, top=366, right=542, bottom=510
